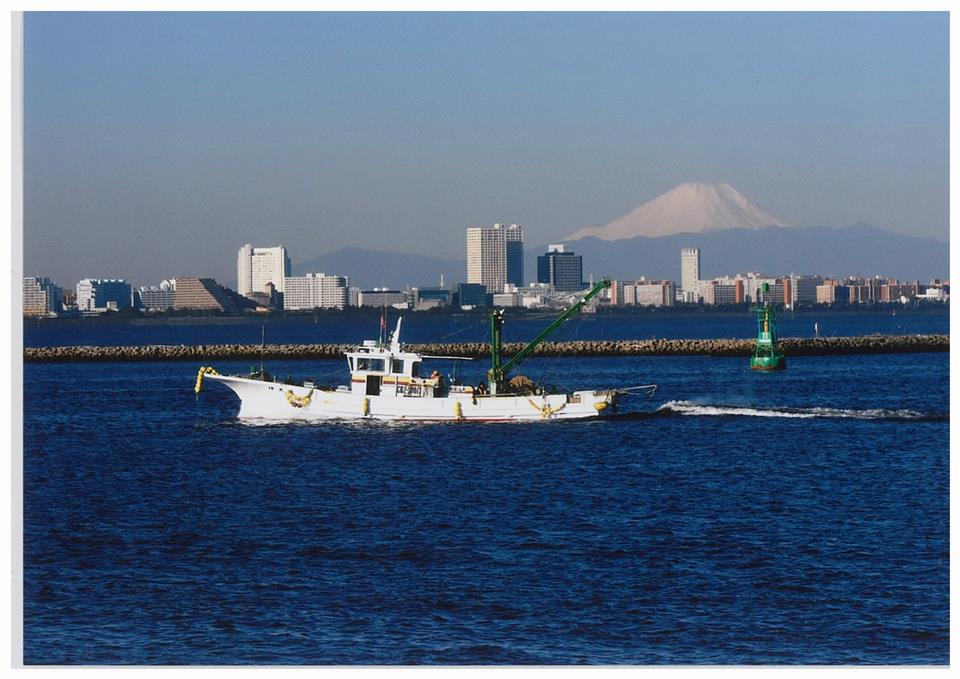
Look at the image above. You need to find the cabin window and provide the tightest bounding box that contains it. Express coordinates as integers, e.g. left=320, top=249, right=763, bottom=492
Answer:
left=410, top=362, right=420, bottom=378
left=392, top=359, right=404, bottom=375
left=355, top=357, right=385, bottom=372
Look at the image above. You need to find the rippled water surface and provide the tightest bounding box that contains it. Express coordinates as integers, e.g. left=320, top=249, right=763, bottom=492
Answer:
left=23, top=348, right=948, bottom=664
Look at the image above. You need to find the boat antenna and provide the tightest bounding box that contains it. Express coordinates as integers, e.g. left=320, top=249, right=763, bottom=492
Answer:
left=260, top=323, right=266, bottom=376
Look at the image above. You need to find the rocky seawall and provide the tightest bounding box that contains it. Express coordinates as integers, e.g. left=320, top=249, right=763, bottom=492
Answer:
left=23, top=334, right=949, bottom=363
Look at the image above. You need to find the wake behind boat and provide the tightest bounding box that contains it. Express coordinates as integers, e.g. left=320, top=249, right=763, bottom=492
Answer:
left=196, top=279, right=656, bottom=422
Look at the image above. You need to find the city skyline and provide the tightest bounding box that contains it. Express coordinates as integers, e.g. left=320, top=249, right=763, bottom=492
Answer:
left=23, top=235, right=950, bottom=318
left=21, top=12, right=949, bottom=287
left=24, top=234, right=952, bottom=296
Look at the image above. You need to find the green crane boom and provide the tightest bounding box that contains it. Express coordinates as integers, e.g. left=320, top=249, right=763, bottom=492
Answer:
left=487, top=278, right=611, bottom=394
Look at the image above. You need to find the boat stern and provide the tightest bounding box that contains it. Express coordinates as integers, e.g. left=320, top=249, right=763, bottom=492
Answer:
left=571, top=388, right=619, bottom=416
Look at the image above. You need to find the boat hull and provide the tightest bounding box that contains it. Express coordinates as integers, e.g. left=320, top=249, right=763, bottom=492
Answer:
left=206, top=374, right=616, bottom=422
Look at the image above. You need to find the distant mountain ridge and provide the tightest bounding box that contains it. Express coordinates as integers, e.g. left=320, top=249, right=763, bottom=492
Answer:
left=296, top=223, right=946, bottom=290
left=539, top=223, right=947, bottom=283
left=296, top=247, right=465, bottom=290
left=565, top=181, right=791, bottom=241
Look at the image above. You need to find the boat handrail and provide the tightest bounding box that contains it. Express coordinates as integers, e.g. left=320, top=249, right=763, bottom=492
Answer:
left=419, top=355, right=476, bottom=361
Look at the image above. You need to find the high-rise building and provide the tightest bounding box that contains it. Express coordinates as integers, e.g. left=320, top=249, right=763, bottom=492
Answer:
left=466, top=223, right=523, bottom=293
left=536, top=244, right=583, bottom=293
left=237, top=244, right=292, bottom=295
left=76, top=278, right=132, bottom=312
left=23, top=277, right=63, bottom=317
left=680, top=248, right=700, bottom=294
left=283, top=273, right=349, bottom=310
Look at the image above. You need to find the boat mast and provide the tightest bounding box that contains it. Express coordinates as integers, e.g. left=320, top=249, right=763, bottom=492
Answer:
left=487, top=278, right=610, bottom=394
left=260, top=324, right=265, bottom=376
left=489, top=308, right=503, bottom=389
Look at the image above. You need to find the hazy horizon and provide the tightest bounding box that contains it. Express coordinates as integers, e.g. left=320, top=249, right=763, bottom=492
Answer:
left=22, top=11, right=949, bottom=288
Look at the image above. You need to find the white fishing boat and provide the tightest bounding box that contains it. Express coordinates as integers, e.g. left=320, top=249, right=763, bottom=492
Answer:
left=196, top=279, right=656, bottom=422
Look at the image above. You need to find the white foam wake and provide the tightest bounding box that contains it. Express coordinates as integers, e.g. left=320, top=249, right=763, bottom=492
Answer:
left=656, top=400, right=940, bottom=420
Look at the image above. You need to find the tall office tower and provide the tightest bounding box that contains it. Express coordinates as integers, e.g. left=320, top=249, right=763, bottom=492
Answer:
left=237, top=244, right=292, bottom=295
left=536, top=244, right=584, bottom=293
left=680, top=247, right=700, bottom=294
left=466, top=223, right=524, bottom=293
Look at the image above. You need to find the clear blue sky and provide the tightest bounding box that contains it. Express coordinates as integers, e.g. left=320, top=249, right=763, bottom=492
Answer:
left=23, top=11, right=949, bottom=287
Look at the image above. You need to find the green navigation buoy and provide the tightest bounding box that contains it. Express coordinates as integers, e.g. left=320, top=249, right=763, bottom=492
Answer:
left=750, top=283, right=786, bottom=371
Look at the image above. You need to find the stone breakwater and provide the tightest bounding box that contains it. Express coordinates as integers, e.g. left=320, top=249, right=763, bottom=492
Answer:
left=23, top=334, right=949, bottom=363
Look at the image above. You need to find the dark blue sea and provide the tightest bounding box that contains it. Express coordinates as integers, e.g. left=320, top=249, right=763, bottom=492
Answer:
left=22, top=311, right=949, bottom=664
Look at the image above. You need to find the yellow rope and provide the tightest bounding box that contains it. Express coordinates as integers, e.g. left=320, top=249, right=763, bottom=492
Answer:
left=284, top=388, right=314, bottom=408
left=527, top=397, right=566, bottom=419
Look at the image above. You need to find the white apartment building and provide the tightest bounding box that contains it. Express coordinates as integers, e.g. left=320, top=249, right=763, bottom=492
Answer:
left=23, top=277, right=62, bottom=317
left=237, top=244, right=292, bottom=295
left=917, top=287, right=949, bottom=302
left=283, top=273, right=349, bottom=310
left=608, top=279, right=676, bottom=307
left=635, top=280, right=676, bottom=307
left=76, top=278, right=132, bottom=312
left=695, top=279, right=715, bottom=306
left=466, top=223, right=524, bottom=293
left=680, top=247, right=700, bottom=295
left=136, top=279, right=177, bottom=311
left=492, top=292, right=521, bottom=307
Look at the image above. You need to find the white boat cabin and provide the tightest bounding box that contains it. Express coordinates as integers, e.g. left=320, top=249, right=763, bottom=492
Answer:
left=345, top=318, right=474, bottom=398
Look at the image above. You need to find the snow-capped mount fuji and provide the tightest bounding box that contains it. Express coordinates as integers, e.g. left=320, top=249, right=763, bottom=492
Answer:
left=564, top=181, right=791, bottom=241
left=292, top=181, right=946, bottom=288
